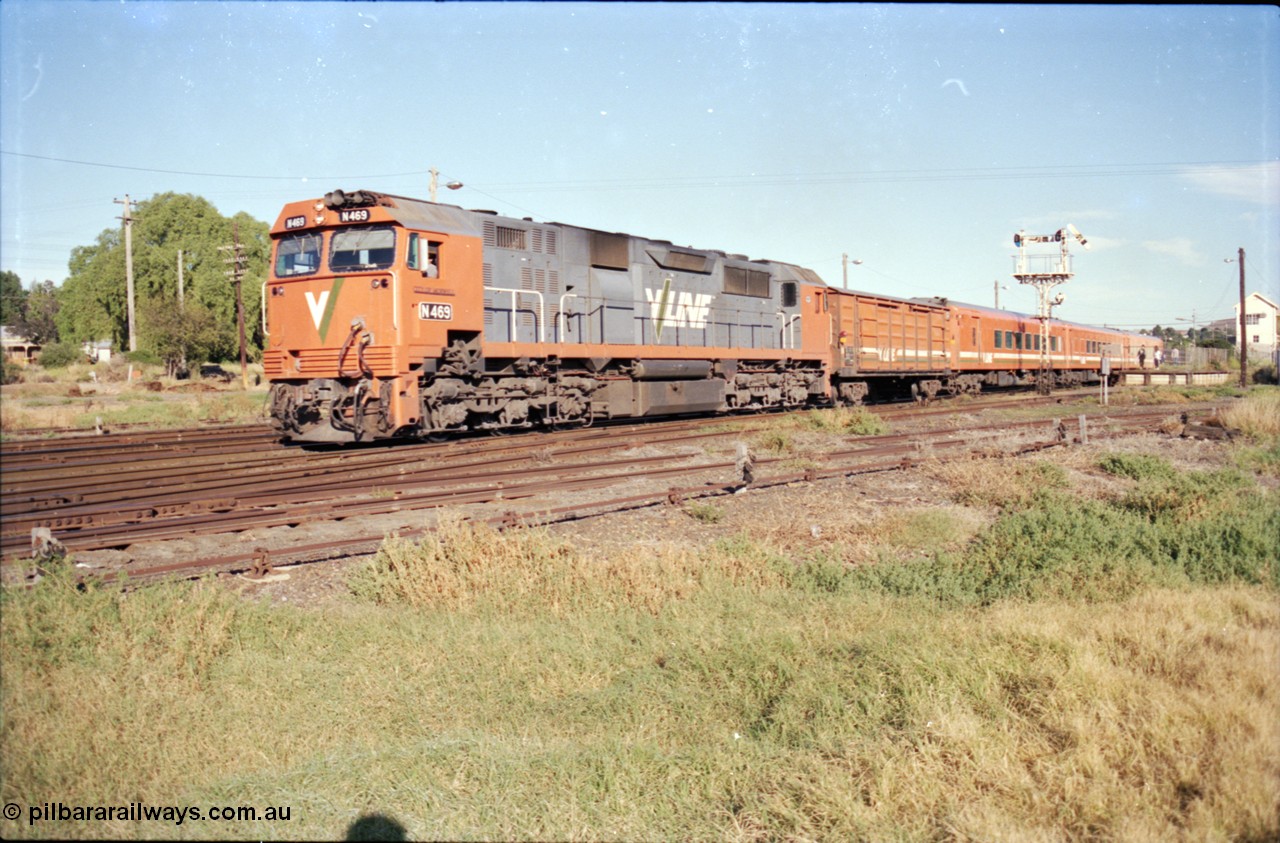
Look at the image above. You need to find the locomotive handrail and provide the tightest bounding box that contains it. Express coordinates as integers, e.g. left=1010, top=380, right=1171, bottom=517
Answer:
left=558, top=292, right=581, bottom=343
left=261, top=280, right=269, bottom=337
left=485, top=286, right=545, bottom=344
left=782, top=313, right=802, bottom=350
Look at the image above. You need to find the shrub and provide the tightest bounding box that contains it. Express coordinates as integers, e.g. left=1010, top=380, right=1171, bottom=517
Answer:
left=1252, top=363, right=1278, bottom=385
left=34, top=341, right=85, bottom=368
left=124, top=349, right=162, bottom=366
left=1097, top=452, right=1178, bottom=482
left=840, top=469, right=1279, bottom=606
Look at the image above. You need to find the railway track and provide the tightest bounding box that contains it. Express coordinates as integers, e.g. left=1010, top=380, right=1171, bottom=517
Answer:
left=0, top=392, right=1213, bottom=586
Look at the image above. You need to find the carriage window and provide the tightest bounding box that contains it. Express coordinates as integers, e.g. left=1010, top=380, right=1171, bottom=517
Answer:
left=330, top=226, right=396, bottom=271
left=1005, top=330, right=1013, bottom=348
left=1014, top=332, right=1023, bottom=350
left=1051, top=337, right=1059, bottom=352
left=274, top=233, right=323, bottom=277
left=994, top=330, right=1003, bottom=349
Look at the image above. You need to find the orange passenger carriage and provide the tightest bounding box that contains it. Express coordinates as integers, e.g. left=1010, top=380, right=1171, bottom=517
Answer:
left=921, top=299, right=1161, bottom=392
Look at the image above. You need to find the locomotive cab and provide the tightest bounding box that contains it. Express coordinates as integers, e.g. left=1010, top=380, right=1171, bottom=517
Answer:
left=265, top=191, right=485, bottom=443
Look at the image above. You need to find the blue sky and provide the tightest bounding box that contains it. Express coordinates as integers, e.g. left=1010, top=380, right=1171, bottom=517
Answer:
left=2, top=2, right=1276, bottom=331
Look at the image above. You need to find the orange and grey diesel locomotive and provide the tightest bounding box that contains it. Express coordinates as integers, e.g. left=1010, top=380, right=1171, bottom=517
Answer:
left=264, top=190, right=1157, bottom=443
left=265, top=189, right=835, bottom=443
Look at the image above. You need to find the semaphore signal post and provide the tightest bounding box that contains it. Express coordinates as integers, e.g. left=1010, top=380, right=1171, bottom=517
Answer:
left=1012, top=224, right=1089, bottom=394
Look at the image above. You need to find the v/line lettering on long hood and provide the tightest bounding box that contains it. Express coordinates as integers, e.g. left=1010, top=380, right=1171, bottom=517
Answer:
left=645, top=278, right=714, bottom=341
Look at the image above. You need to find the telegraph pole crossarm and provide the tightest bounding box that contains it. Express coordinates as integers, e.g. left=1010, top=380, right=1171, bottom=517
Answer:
left=220, top=223, right=250, bottom=390
left=114, top=195, right=137, bottom=353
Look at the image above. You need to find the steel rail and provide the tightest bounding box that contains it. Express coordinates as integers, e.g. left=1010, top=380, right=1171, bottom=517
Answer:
left=63, top=410, right=1175, bottom=587
left=3, top=408, right=1182, bottom=576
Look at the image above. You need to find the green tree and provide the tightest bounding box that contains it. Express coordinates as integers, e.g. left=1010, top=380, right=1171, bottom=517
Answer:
left=139, top=297, right=228, bottom=377
left=55, top=193, right=270, bottom=359
left=15, top=280, right=60, bottom=344
left=56, top=229, right=128, bottom=347
left=0, top=270, right=25, bottom=326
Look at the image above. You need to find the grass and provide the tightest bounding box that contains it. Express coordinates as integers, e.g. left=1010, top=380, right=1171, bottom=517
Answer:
left=3, top=561, right=1276, bottom=840
left=0, top=362, right=269, bottom=435
left=1222, top=387, right=1280, bottom=440
left=748, top=407, right=889, bottom=456
left=3, top=395, right=1280, bottom=840
left=799, top=406, right=889, bottom=436
left=683, top=500, right=726, bottom=523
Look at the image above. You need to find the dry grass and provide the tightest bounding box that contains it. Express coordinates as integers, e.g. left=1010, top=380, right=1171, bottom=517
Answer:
left=3, top=568, right=1275, bottom=841
left=925, top=455, right=1070, bottom=509
left=0, top=372, right=268, bottom=434
left=1222, top=388, right=1280, bottom=440
left=3, top=395, right=1279, bottom=839
left=350, top=512, right=788, bottom=615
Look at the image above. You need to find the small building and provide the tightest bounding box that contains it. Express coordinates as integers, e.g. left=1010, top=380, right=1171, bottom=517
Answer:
left=1, top=326, right=40, bottom=365
left=1234, top=292, right=1279, bottom=360
left=83, top=339, right=113, bottom=364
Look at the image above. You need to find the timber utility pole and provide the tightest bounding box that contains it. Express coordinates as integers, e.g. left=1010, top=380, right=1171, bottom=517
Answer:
left=114, top=195, right=137, bottom=352
left=1236, top=247, right=1247, bottom=389
left=220, top=224, right=250, bottom=390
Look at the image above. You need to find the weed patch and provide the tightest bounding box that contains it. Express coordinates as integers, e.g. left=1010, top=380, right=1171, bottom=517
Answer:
left=801, top=407, right=889, bottom=436
left=843, top=456, right=1278, bottom=605
left=1222, top=388, right=1280, bottom=440
left=928, top=456, right=1069, bottom=510
left=683, top=500, right=725, bottom=523
left=349, top=514, right=787, bottom=615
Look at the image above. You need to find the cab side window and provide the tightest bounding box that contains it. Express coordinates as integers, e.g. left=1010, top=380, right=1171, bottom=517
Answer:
left=408, top=233, right=443, bottom=277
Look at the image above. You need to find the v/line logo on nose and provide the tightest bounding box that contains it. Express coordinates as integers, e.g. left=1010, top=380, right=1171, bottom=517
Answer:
left=303, top=278, right=344, bottom=341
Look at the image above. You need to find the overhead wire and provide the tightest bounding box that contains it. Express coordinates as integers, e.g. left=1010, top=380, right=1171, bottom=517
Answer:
left=1, top=148, right=1272, bottom=192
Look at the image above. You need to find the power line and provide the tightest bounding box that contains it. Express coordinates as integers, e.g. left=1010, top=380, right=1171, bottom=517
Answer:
left=1, top=148, right=1272, bottom=190
left=0, top=150, right=437, bottom=182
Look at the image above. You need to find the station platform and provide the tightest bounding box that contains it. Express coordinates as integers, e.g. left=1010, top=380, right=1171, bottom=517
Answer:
left=1121, top=370, right=1231, bottom=386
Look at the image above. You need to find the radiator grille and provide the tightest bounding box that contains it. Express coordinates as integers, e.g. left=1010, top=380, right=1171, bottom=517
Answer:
left=267, top=346, right=398, bottom=378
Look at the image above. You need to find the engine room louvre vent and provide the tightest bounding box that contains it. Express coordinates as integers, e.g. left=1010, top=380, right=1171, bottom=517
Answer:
left=482, top=221, right=528, bottom=251
left=590, top=231, right=630, bottom=270
left=529, top=228, right=559, bottom=255
left=497, top=226, right=527, bottom=250
left=647, top=248, right=712, bottom=273
left=724, top=265, right=771, bottom=298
